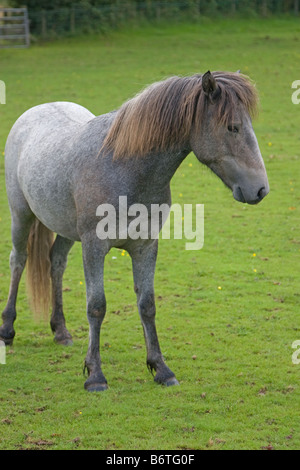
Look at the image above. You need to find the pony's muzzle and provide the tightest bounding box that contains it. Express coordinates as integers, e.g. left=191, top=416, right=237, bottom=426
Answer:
left=233, top=184, right=269, bottom=205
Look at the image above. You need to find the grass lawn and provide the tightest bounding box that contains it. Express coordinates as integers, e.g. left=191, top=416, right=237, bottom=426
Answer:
left=0, top=17, right=299, bottom=450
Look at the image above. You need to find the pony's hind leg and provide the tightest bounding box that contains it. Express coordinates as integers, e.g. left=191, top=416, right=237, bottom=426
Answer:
left=50, top=235, right=74, bottom=345
left=0, top=212, right=34, bottom=345
left=130, top=240, right=179, bottom=387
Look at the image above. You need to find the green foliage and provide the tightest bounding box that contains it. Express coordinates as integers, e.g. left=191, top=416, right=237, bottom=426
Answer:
left=10, top=0, right=75, bottom=10
left=9, top=0, right=300, bottom=12
left=8, top=1, right=300, bottom=40
left=0, top=17, right=300, bottom=450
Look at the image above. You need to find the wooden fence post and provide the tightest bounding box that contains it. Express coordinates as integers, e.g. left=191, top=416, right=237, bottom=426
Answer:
left=70, top=8, right=75, bottom=33
left=41, top=10, right=47, bottom=38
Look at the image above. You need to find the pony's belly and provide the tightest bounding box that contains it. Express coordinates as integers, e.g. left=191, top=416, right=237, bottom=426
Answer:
left=25, top=197, right=80, bottom=241
left=18, top=169, right=80, bottom=241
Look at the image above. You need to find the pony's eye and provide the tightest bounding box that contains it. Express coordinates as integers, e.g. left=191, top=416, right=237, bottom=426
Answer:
left=228, top=125, right=239, bottom=133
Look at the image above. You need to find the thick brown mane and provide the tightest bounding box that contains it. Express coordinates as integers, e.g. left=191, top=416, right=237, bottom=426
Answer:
left=102, top=72, right=259, bottom=159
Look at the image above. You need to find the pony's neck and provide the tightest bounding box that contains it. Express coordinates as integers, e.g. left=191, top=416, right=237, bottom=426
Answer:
left=159, top=149, right=191, bottom=183
left=132, top=147, right=191, bottom=194
left=99, top=111, right=192, bottom=195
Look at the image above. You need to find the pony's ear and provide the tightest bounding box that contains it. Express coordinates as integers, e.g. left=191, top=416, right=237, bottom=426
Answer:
left=202, top=71, right=220, bottom=100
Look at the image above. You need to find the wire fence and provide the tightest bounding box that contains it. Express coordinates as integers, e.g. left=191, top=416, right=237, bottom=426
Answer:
left=27, top=1, right=300, bottom=39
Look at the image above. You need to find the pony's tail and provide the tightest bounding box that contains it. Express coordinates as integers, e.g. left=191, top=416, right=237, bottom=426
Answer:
left=26, top=219, right=54, bottom=320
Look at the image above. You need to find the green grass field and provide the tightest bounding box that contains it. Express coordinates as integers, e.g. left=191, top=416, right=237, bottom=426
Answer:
left=0, top=17, right=299, bottom=450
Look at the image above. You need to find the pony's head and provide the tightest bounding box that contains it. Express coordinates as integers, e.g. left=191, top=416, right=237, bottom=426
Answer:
left=190, top=71, right=269, bottom=204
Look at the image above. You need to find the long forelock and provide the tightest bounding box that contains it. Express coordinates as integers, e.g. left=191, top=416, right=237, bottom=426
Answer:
left=211, top=72, right=259, bottom=126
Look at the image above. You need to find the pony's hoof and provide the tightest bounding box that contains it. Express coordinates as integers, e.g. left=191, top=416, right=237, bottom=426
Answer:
left=84, top=382, right=108, bottom=392
left=165, top=377, right=180, bottom=387
left=0, top=336, right=14, bottom=347
left=0, top=328, right=15, bottom=346
left=84, top=373, right=108, bottom=392
left=154, top=374, right=179, bottom=387
left=53, top=330, right=73, bottom=346
left=54, top=336, right=73, bottom=346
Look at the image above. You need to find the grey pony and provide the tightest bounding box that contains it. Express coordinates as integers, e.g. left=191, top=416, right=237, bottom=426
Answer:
left=0, top=71, right=269, bottom=391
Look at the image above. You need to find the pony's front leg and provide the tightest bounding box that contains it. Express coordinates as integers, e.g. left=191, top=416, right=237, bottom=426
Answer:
left=81, top=233, right=108, bottom=392
left=130, top=240, right=179, bottom=387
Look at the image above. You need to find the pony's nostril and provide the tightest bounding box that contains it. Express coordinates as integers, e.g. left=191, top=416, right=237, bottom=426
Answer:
left=257, top=186, right=266, bottom=200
